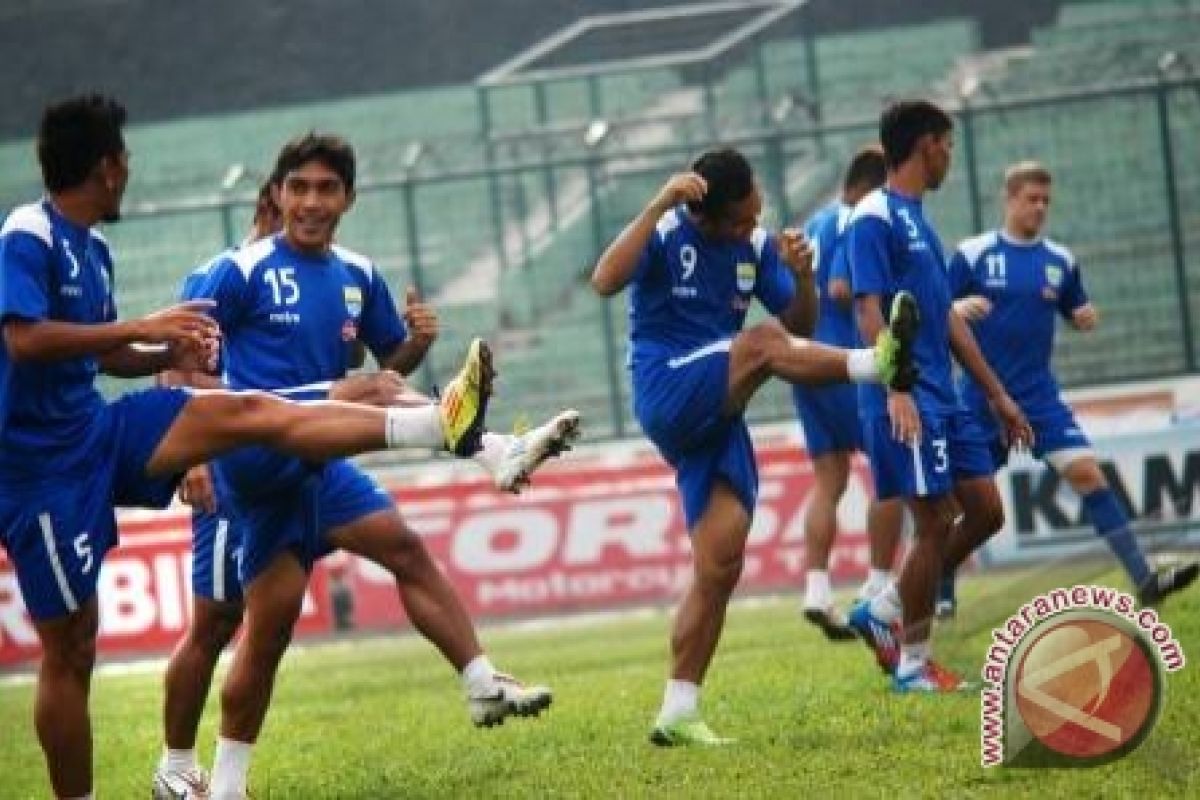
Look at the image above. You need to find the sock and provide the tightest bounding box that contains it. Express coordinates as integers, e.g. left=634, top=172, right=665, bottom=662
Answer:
left=1083, top=489, right=1151, bottom=585
left=658, top=679, right=699, bottom=723
left=384, top=405, right=444, bottom=449
left=867, top=582, right=903, bottom=624
left=162, top=746, right=198, bottom=774
left=898, top=641, right=931, bottom=677
left=846, top=348, right=879, bottom=383
left=472, top=432, right=510, bottom=475
left=211, top=736, right=253, bottom=800
left=462, top=654, right=497, bottom=694
left=64, top=795, right=93, bottom=800
left=804, top=569, right=832, bottom=610
left=858, top=568, right=892, bottom=600
left=938, top=572, right=957, bottom=604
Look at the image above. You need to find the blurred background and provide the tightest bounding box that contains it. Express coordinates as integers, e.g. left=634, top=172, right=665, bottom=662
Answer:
left=1, top=0, right=1198, bottom=441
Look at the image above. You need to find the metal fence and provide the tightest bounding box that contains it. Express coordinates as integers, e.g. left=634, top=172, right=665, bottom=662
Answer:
left=100, top=76, right=1200, bottom=440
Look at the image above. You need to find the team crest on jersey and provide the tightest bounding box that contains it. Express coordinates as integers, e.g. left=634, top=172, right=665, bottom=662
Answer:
left=1044, top=264, right=1063, bottom=288
left=735, top=262, right=756, bottom=293
left=343, top=286, right=363, bottom=318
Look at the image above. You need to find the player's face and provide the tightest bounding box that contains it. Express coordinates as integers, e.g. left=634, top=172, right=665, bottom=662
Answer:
left=709, top=186, right=763, bottom=243
left=277, top=160, right=352, bottom=253
left=1006, top=181, right=1051, bottom=239
left=924, top=132, right=953, bottom=190
left=98, top=149, right=130, bottom=223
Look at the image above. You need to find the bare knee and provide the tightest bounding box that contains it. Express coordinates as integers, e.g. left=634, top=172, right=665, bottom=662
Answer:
left=694, top=550, right=744, bottom=597
left=977, top=500, right=1004, bottom=537
left=191, top=604, right=243, bottom=659
left=380, top=526, right=435, bottom=582
left=735, top=322, right=790, bottom=375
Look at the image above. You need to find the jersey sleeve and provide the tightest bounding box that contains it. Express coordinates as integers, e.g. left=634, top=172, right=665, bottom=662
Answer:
left=186, top=256, right=251, bottom=332
left=359, top=272, right=408, bottom=360
left=754, top=233, right=796, bottom=316
left=632, top=226, right=667, bottom=285
left=0, top=232, right=52, bottom=322
left=848, top=216, right=892, bottom=297
left=1058, top=259, right=1089, bottom=318
left=946, top=250, right=979, bottom=298
left=828, top=241, right=851, bottom=286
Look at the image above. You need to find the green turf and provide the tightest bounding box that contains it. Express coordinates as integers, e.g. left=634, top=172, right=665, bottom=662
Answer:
left=1, top=563, right=1197, bottom=797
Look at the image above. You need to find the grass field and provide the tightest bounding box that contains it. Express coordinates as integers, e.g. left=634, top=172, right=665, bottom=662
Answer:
left=1, top=561, right=1197, bottom=798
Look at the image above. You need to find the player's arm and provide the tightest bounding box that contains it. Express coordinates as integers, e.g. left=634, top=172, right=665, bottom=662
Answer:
left=590, top=172, right=706, bottom=296
left=376, top=287, right=437, bottom=376
left=948, top=311, right=1033, bottom=448
left=849, top=215, right=921, bottom=444
left=5, top=302, right=218, bottom=366
left=774, top=228, right=817, bottom=337
left=1060, top=257, right=1097, bottom=331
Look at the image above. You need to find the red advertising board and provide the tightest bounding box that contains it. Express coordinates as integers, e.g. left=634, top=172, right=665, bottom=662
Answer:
left=2, top=442, right=876, bottom=667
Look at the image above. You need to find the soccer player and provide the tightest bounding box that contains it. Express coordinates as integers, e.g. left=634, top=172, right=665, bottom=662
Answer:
left=590, top=147, right=920, bottom=745
left=939, top=160, right=1198, bottom=611
left=842, top=101, right=1033, bottom=692
left=792, top=145, right=904, bottom=639
left=153, top=182, right=427, bottom=798
left=181, top=133, right=580, bottom=800
left=0, top=94, right=512, bottom=800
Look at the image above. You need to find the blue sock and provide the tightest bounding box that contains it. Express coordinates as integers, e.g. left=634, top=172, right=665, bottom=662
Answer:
left=1082, top=489, right=1151, bottom=586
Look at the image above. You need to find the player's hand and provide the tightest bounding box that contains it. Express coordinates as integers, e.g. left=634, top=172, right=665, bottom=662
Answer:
left=888, top=390, right=922, bottom=445
left=953, top=296, right=992, bottom=321
left=136, top=300, right=220, bottom=348
left=651, top=172, right=707, bottom=213
left=828, top=277, right=852, bottom=305
left=1071, top=304, right=1099, bottom=331
left=779, top=228, right=814, bottom=279
left=178, top=464, right=217, bottom=514
left=991, top=393, right=1035, bottom=451
left=403, top=287, right=439, bottom=345
left=329, top=370, right=431, bottom=407
left=167, top=334, right=220, bottom=373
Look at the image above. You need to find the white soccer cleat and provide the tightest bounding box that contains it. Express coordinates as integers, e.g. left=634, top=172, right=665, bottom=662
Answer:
left=468, top=672, right=554, bottom=727
left=153, top=765, right=211, bottom=800
left=492, top=409, right=581, bottom=493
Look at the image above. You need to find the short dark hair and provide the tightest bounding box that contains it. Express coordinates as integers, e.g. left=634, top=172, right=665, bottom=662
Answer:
left=37, top=94, right=127, bottom=192
left=272, top=132, right=356, bottom=192
left=688, top=147, right=755, bottom=218
left=843, top=145, right=887, bottom=192
left=879, top=100, right=953, bottom=169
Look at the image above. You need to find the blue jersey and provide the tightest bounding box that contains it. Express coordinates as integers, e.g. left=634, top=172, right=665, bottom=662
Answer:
left=848, top=188, right=956, bottom=418
left=804, top=201, right=857, bottom=348
left=0, top=200, right=116, bottom=479
left=187, top=234, right=406, bottom=396
left=948, top=231, right=1088, bottom=410
left=627, top=206, right=795, bottom=366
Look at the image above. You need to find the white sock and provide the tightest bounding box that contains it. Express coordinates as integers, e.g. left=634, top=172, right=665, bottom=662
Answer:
left=658, top=679, right=699, bottom=724
left=211, top=736, right=253, bottom=800
left=858, top=568, right=892, bottom=601
left=867, top=582, right=903, bottom=624
left=462, top=654, right=497, bottom=693
left=898, top=641, right=931, bottom=677
left=472, top=432, right=510, bottom=475
left=803, top=569, right=832, bottom=610
left=846, top=348, right=879, bottom=383
left=161, top=746, right=198, bottom=774
left=384, top=405, right=444, bottom=449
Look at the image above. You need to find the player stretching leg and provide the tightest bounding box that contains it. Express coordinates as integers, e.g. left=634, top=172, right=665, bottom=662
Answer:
left=591, top=147, right=919, bottom=745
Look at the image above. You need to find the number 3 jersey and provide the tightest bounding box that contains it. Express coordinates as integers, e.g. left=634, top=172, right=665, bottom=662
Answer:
left=185, top=233, right=407, bottom=396
left=627, top=205, right=796, bottom=367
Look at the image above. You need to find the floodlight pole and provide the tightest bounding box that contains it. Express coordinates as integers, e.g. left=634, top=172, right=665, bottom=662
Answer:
left=477, top=84, right=510, bottom=272
left=802, top=20, right=823, bottom=155
left=401, top=175, right=436, bottom=389
left=959, top=99, right=984, bottom=235
left=585, top=152, right=626, bottom=437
